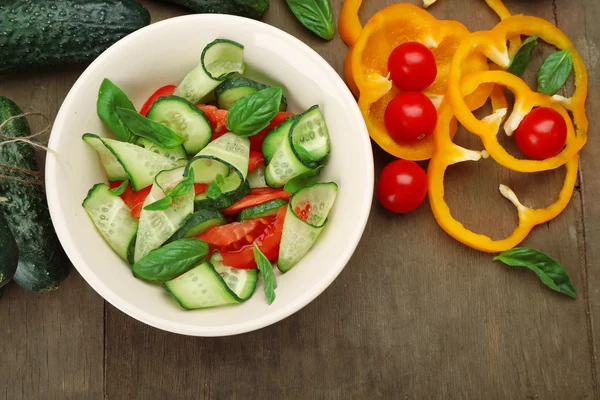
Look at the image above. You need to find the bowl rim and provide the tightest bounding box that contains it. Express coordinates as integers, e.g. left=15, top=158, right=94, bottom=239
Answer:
left=45, top=14, right=374, bottom=337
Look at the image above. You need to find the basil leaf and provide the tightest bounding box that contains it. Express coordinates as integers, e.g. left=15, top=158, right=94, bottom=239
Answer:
left=97, top=79, right=137, bottom=143
left=143, top=196, right=173, bottom=211
left=116, top=107, right=184, bottom=149
left=537, top=49, right=573, bottom=95
left=133, top=238, right=208, bottom=281
left=253, top=243, right=277, bottom=304
left=284, top=165, right=324, bottom=193
left=286, top=0, right=335, bottom=40
left=169, top=168, right=195, bottom=199
left=493, top=247, right=576, bottom=298
left=507, top=35, right=538, bottom=77
left=226, top=88, right=282, bottom=137
left=205, top=173, right=224, bottom=200
left=109, top=180, right=129, bottom=196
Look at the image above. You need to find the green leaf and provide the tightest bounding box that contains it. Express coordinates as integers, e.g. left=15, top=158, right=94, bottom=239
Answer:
left=97, top=79, right=137, bottom=143
left=109, top=180, right=129, bottom=196
left=286, top=0, right=335, bottom=40
left=116, top=107, right=184, bottom=149
left=226, top=88, right=283, bottom=137
left=284, top=165, right=324, bottom=193
left=205, top=173, right=224, bottom=200
left=507, top=35, right=538, bottom=77
left=253, top=243, right=277, bottom=304
left=143, top=196, right=173, bottom=211
left=169, top=168, right=195, bottom=199
left=133, top=238, right=208, bottom=281
left=493, top=247, right=577, bottom=298
left=537, top=49, right=573, bottom=95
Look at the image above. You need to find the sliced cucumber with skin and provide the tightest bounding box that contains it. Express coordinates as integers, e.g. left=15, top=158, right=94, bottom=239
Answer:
left=134, top=167, right=194, bottom=262
left=83, top=134, right=128, bottom=181
left=291, top=105, right=331, bottom=162
left=174, top=39, right=245, bottom=104
left=265, top=126, right=312, bottom=188
left=194, top=175, right=250, bottom=209
left=147, top=96, right=213, bottom=154
left=211, top=252, right=258, bottom=299
left=262, top=116, right=296, bottom=165
left=83, top=183, right=138, bottom=262
left=135, top=137, right=187, bottom=163
left=168, top=209, right=226, bottom=242
left=214, top=77, right=288, bottom=111
left=238, top=199, right=287, bottom=221
left=278, top=182, right=338, bottom=272
left=247, top=164, right=267, bottom=188
left=163, top=259, right=257, bottom=310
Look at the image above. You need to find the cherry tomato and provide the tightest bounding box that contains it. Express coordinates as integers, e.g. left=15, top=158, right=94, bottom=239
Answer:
left=198, top=219, right=263, bottom=247
left=388, top=42, right=437, bottom=92
left=194, top=184, right=208, bottom=195
left=384, top=92, right=437, bottom=143
left=139, top=85, right=176, bottom=116
left=377, top=160, right=428, bottom=213
left=197, top=104, right=229, bottom=140
left=514, top=107, right=567, bottom=160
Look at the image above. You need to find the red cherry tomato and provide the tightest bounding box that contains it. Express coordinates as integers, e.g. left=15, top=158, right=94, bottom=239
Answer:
left=514, top=107, right=567, bottom=160
left=388, top=42, right=437, bottom=92
left=197, top=104, right=229, bottom=140
left=377, top=160, right=428, bottom=213
left=139, top=85, right=176, bottom=116
left=384, top=92, right=437, bottom=143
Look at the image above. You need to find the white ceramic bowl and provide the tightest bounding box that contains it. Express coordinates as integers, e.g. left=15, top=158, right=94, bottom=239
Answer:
left=46, top=15, right=373, bottom=336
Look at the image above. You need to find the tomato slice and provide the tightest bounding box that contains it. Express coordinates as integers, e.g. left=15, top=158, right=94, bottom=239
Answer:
left=140, top=85, right=176, bottom=116
left=194, top=183, right=208, bottom=195
left=248, top=151, right=265, bottom=172
left=221, top=189, right=292, bottom=216
left=198, top=219, right=264, bottom=247
left=109, top=181, right=151, bottom=218
left=197, top=104, right=228, bottom=140
left=249, top=111, right=294, bottom=151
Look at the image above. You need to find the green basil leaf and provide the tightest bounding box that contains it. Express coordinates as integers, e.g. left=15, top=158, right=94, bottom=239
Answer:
left=109, top=180, right=129, bottom=196
left=169, top=168, right=195, bottom=199
left=143, top=196, right=173, bottom=211
left=284, top=165, right=324, bottom=193
left=286, top=0, right=335, bottom=40
left=226, top=88, right=283, bottom=137
left=507, top=35, right=538, bottom=77
left=206, top=173, right=224, bottom=200
left=253, top=242, right=277, bottom=304
left=116, top=107, right=184, bottom=149
left=493, top=247, right=577, bottom=298
left=97, top=79, right=137, bottom=143
left=537, top=49, right=573, bottom=95
left=133, top=238, right=208, bottom=281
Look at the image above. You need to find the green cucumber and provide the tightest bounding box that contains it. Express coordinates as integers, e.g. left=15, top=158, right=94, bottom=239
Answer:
left=264, top=126, right=312, bottom=188
left=83, top=184, right=138, bottom=262
left=159, top=0, right=269, bottom=20
left=135, top=137, right=188, bottom=163
left=262, top=116, right=296, bottom=164
left=238, top=199, right=287, bottom=220
left=187, top=132, right=250, bottom=184
left=0, top=209, right=18, bottom=295
left=290, top=105, right=331, bottom=162
left=83, top=133, right=129, bottom=182
left=211, top=252, right=258, bottom=299
left=214, top=77, right=288, bottom=111
left=194, top=174, right=250, bottom=209
left=147, top=96, right=213, bottom=154
left=278, top=182, right=338, bottom=272
left=0, top=0, right=150, bottom=74
left=0, top=96, right=70, bottom=291
left=247, top=164, right=267, bottom=188
left=168, top=209, right=226, bottom=242
left=174, top=39, right=245, bottom=104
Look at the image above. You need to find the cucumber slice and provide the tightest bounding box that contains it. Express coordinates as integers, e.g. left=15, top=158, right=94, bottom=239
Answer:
left=238, top=199, right=287, bottom=221
left=134, top=167, right=194, bottom=262
left=93, top=136, right=181, bottom=191
left=174, top=39, right=245, bottom=104
left=278, top=182, right=338, bottom=272
left=189, top=132, right=250, bottom=180
left=163, top=259, right=257, bottom=310
left=247, top=164, right=267, bottom=188
left=83, top=184, right=138, bottom=262
left=291, top=105, right=331, bottom=162
left=214, top=77, right=288, bottom=111
left=194, top=174, right=250, bottom=209
left=135, top=137, right=187, bottom=163
left=168, top=209, right=226, bottom=242
left=265, top=127, right=312, bottom=188
left=146, top=96, right=213, bottom=154
left=262, top=116, right=296, bottom=165
left=211, top=252, right=258, bottom=299
left=83, top=134, right=128, bottom=181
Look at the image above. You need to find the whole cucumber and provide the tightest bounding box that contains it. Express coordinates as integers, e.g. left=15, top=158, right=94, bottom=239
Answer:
left=0, top=0, right=151, bottom=73
left=0, top=96, right=70, bottom=292
left=160, top=0, right=269, bottom=20
left=0, top=209, right=19, bottom=298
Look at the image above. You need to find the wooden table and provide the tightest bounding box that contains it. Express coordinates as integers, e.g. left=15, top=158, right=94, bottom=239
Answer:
left=1, top=0, right=598, bottom=398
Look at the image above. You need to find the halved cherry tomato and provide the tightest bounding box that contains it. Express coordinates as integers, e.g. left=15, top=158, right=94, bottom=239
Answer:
left=140, top=85, right=176, bottom=116
left=198, top=219, right=263, bottom=247
left=198, top=105, right=229, bottom=140
left=221, top=189, right=292, bottom=216
left=377, top=160, right=428, bottom=214
left=248, top=151, right=265, bottom=172
left=220, top=206, right=287, bottom=269
left=384, top=92, right=437, bottom=143
left=194, top=183, right=208, bottom=195
left=249, top=111, right=294, bottom=151
left=514, top=107, right=567, bottom=160
left=109, top=181, right=151, bottom=218
left=388, top=42, right=437, bottom=92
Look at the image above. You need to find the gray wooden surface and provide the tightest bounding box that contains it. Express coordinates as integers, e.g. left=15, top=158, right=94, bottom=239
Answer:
left=1, top=0, right=598, bottom=398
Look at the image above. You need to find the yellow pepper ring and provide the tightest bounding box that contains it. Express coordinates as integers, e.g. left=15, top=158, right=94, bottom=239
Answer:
left=457, top=70, right=583, bottom=172
left=428, top=100, right=578, bottom=253
left=448, top=15, right=588, bottom=156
